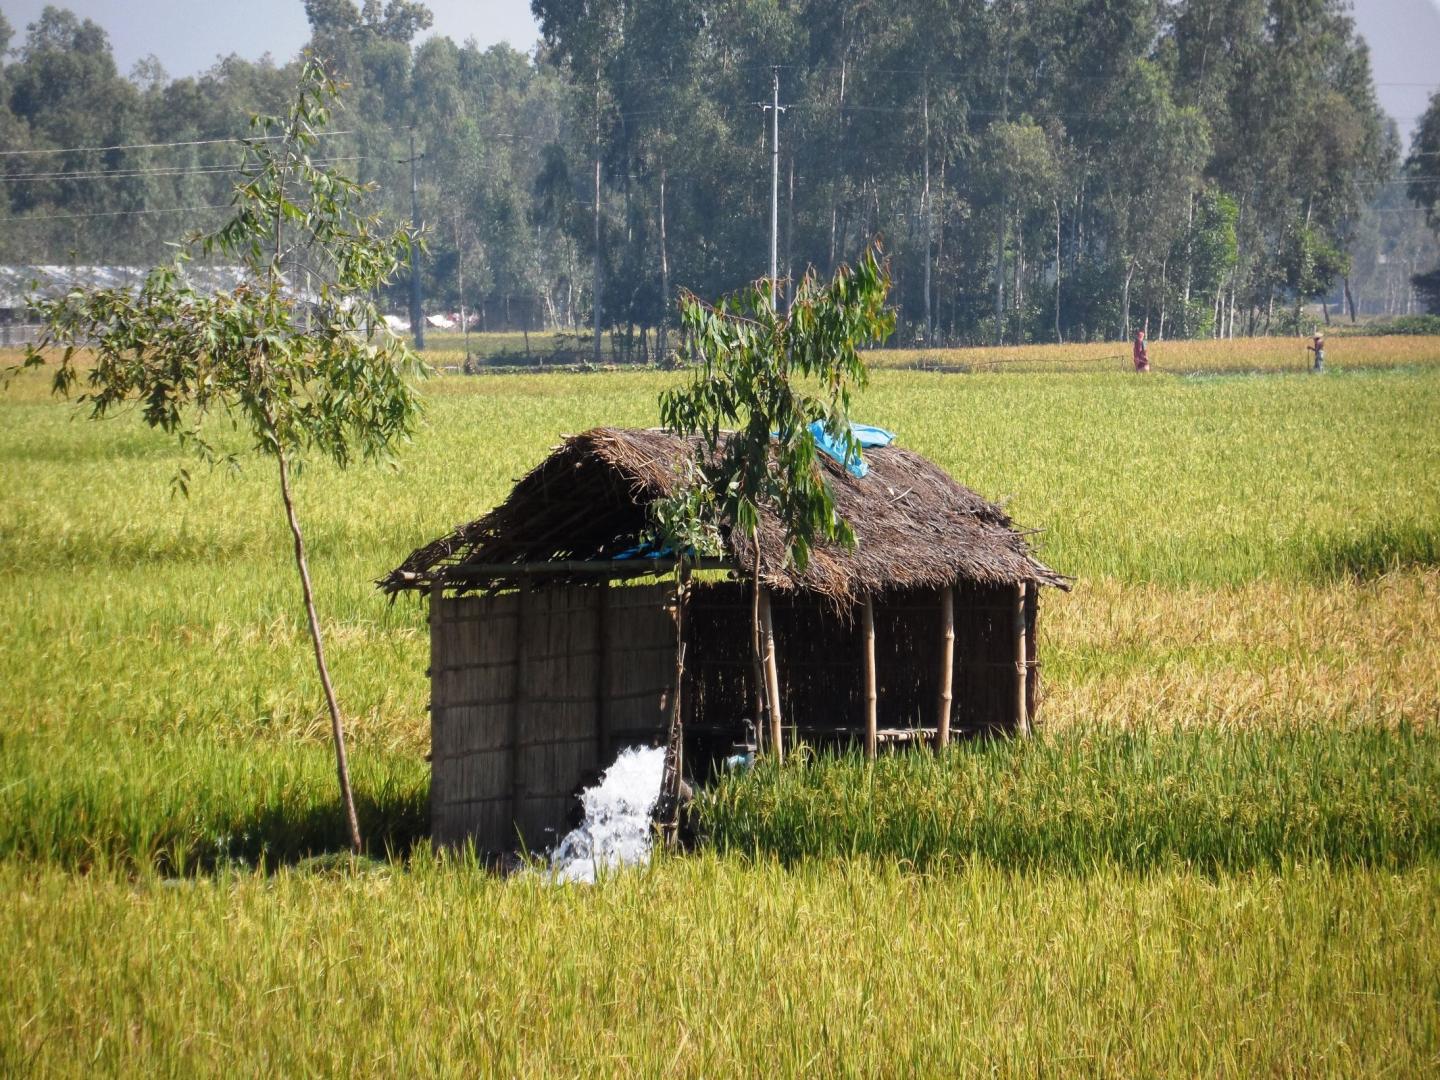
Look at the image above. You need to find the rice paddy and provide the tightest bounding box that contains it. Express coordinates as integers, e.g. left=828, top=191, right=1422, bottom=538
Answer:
left=2, top=336, right=1439, bottom=1073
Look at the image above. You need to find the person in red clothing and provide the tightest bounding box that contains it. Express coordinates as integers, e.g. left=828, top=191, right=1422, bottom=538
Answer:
left=1132, top=328, right=1151, bottom=372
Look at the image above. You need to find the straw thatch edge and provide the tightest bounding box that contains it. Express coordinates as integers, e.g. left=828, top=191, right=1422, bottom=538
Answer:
left=382, top=427, right=1070, bottom=601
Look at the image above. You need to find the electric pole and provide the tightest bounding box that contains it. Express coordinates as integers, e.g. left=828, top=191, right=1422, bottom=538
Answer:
left=593, top=80, right=603, bottom=367
left=400, top=131, right=426, bottom=351
left=760, top=68, right=786, bottom=311
left=771, top=67, right=780, bottom=306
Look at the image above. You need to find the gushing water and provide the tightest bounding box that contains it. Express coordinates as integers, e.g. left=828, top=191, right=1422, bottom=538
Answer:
left=547, top=745, right=666, bottom=883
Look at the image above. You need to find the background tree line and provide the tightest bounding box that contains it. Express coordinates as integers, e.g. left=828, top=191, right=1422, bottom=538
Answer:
left=3, top=0, right=1438, bottom=346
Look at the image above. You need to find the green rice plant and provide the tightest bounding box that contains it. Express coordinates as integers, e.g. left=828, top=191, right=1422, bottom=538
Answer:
left=3, top=359, right=1439, bottom=874
left=0, top=734, right=428, bottom=872
left=2, top=340, right=1439, bottom=1074
left=696, top=728, right=1440, bottom=873
left=1, top=857, right=1436, bottom=1075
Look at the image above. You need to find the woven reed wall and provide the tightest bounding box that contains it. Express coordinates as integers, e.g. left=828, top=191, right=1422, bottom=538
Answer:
left=429, top=582, right=676, bottom=852
left=951, top=580, right=1039, bottom=735
left=683, top=581, right=1037, bottom=766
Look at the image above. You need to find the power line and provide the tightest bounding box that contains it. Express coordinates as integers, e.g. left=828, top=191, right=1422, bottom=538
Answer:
left=3, top=162, right=246, bottom=182
left=0, top=131, right=356, bottom=159
left=775, top=61, right=1440, bottom=90
left=1355, top=176, right=1440, bottom=186
left=0, top=203, right=234, bottom=224
left=1, top=156, right=366, bottom=184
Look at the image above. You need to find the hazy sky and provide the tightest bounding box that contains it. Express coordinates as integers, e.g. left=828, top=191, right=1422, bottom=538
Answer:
left=0, top=1, right=543, bottom=69
left=3, top=0, right=1438, bottom=141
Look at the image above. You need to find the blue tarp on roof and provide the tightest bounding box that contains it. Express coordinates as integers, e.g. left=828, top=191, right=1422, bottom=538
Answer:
left=808, top=421, right=895, bottom=478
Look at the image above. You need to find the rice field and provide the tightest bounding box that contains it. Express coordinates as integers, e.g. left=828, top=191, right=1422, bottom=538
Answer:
left=875, top=331, right=1440, bottom=374
left=416, top=327, right=1440, bottom=375
left=2, top=336, right=1439, bottom=1072
left=3, top=858, right=1436, bottom=1075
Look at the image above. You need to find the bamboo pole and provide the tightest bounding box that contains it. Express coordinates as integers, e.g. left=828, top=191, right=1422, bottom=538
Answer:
left=750, top=546, right=766, bottom=755
left=657, top=569, right=689, bottom=843
left=593, top=579, right=609, bottom=765
left=862, top=596, right=877, bottom=760
left=759, top=588, right=784, bottom=763
left=509, top=580, right=532, bottom=829
left=428, top=588, right=447, bottom=843
left=936, top=586, right=955, bottom=749
left=1014, top=581, right=1030, bottom=736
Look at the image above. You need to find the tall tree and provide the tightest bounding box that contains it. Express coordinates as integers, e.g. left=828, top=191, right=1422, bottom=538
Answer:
left=1404, top=89, right=1440, bottom=311
left=21, top=60, right=424, bottom=854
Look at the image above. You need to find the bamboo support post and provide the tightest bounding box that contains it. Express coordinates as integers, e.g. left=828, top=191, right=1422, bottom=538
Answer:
left=593, top=579, right=609, bottom=764
left=862, top=596, right=877, bottom=760
left=1014, top=581, right=1030, bottom=736
left=759, top=588, right=784, bottom=763
left=936, top=586, right=955, bottom=749
left=750, top=550, right=766, bottom=755
left=509, top=580, right=531, bottom=824
left=657, top=570, right=689, bottom=842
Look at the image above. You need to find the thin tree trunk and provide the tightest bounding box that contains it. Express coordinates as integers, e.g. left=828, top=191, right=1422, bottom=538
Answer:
left=785, top=155, right=795, bottom=311
left=828, top=49, right=849, bottom=274
left=936, top=155, right=947, bottom=345
left=1228, top=196, right=1245, bottom=339
left=1054, top=198, right=1062, bottom=343
left=1121, top=259, right=1135, bottom=340
left=264, top=123, right=361, bottom=857
left=455, top=216, right=469, bottom=360
left=276, top=441, right=362, bottom=854
left=829, top=203, right=839, bottom=273
left=1226, top=266, right=1237, bottom=339
left=994, top=215, right=1007, bottom=346
left=1012, top=207, right=1022, bottom=344
left=1180, top=190, right=1195, bottom=339
left=1344, top=276, right=1357, bottom=323
left=1157, top=255, right=1168, bottom=340
left=922, top=72, right=932, bottom=344
left=994, top=3, right=1013, bottom=347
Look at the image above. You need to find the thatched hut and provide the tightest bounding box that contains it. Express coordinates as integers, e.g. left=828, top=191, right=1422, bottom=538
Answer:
left=383, top=427, right=1068, bottom=852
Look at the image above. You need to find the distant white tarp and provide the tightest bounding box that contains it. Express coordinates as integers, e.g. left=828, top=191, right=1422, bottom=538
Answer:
left=425, top=313, right=456, bottom=330
left=383, top=314, right=411, bottom=332
left=0, top=264, right=317, bottom=311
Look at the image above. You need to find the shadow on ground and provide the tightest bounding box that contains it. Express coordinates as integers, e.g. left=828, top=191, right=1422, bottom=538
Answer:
left=1305, top=525, right=1440, bottom=581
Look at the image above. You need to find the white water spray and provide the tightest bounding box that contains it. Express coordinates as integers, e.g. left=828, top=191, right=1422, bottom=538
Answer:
left=547, top=745, right=667, bottom=884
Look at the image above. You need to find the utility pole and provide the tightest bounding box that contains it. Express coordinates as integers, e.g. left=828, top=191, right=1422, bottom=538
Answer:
left=400, top=131, right=425, bottom=351
left=593, top=80, right=603, bottom=366
left=771, top=67, right=780, bottom=306
left=760, top=68, right=786, bottom=311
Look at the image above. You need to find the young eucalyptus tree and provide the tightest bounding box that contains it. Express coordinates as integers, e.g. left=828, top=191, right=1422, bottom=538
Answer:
left=21, top=58, right=424, bottom=855
left=657, top=243, right=894, bottom=754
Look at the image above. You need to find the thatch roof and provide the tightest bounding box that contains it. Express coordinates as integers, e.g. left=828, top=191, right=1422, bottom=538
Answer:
left=382, top=427, right=1069, bottom=601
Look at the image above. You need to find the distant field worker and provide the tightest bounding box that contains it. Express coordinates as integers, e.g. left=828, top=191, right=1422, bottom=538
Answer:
left=1132, top=329, right=1150, bottom=372
left=1308, top=331, right=1325, bottom=372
